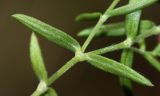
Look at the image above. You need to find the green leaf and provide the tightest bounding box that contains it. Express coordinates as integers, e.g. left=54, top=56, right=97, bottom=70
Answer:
left=30, top=33, right=48, bottom=82
left=78, top=22, right=124, bottom=37
left=12, top=14, right=81, bottom=52
left=119, top=50, right=134, bottom=91
left=140, top=20, right=156, bottom=30
left=125, top=11, right=141, bottom=40
left=44, top=88, right=57, bottom=96
left=152, top=44, right=160, bottom=56
left=87, top=53, right=153, bottom=86
left=120, top=0, right=141, bottom=94
left=108, top=0, right=158, bottom=17
left=143, top=54, right=160, bottom=71
left=78, top=20, right=155, bottom=37
left=75, top=12, right=102, bottom=22
left=120, top=50, right=134, bottom=68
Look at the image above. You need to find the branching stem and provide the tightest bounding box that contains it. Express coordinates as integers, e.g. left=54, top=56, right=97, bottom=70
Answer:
left=81, top=0, right=120, bottom=52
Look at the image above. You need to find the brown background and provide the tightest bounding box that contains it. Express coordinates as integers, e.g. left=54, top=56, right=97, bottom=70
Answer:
left=0, top=0, right=160, bottom=96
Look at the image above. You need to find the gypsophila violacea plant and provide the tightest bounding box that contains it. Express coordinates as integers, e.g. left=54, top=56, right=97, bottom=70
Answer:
left=12, top=0, right=160, bottom=96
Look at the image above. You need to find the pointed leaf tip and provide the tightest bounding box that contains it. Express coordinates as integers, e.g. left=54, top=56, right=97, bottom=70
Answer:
left=75, top=12, right=102, bottom=22
left=30, top=33, right=48, bottom=82
left=12, top=14, right=81, bottom=52
left=87, top=54, right=153, bottom=86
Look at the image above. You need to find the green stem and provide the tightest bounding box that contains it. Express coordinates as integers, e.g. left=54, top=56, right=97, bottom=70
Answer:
left=81, top=0, right=120, bottom=52
left=135, top=26, right=160, bottom=42
left=47, top=57, right=81, bottom=85
left=81, top=15, right=109, bottom=52
left=86, top=25, right=160, bottom=55
left=31, top=53, right=87, bottom=96
left=105, top=0, right=120, bottom=12
left=130, top=47, right=148, bottom=55
left=31, top=81, right=48, bottom=96
left=88, top=38, right=132, bottom=55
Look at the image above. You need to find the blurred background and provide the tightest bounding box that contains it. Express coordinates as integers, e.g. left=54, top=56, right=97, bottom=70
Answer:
left=0, top=0, right=160, bottom=96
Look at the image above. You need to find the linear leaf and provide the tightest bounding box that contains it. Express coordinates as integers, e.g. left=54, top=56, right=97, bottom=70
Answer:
left=30, top=33, right=48, bottom=82
left=120, top=0, right=141, bottom=93
left=108, top=0, right=158, bottom=17
left=78, top=20, right=155, bottom=37
left=120, top=50, right=134, bottom=92
left=125, top=11, right=141, bottom=40
left=75, top=12, right=102, bottom=22
left=152, top=44, right=160, bottom=56
left=120, top=0, right=142, bottom=96
left=12, top=14, right=81, bottom=52
left=78, top=22, right=124, bottom=37
left=87, top=53, right=153, bottom=86
left=143, top=54, right=160, bottom=71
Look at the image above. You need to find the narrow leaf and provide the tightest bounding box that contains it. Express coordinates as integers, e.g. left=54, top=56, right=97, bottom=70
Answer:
left=87, top=53, right=153, bottom=86
left=143, top=54, right=160, bottom=71
left=30, top=33, right=48, bottom=82
left=75, top=12, right=102, bottom=22
left=125, top=11, right=141, bottom=40
left=138, top=37, right=160, bottom=72
left=152, top=44, right=160, bottom=56
left=120, top=0, right=142, bottom=94
left=78, top=22, right=124, bottom=37
left=12, top=14, right=81, bottom=52
left=44, top=88, right=57, bottom=96
left=120, top=50, right=134, bottom=91
left=78, top=20, right=155, bottom=37
left=108, top=0, right=158, bottom=17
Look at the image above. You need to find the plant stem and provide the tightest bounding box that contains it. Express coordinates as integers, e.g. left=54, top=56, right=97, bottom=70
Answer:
left=130, top=47, right=148, bottom=55
left=88, top=39, right=132, bottom=55
left=31, top=81, right=48, bottom=96
left=135, top=26, right=160, bottom=42
left=105, top=0, right=120, bottom=12
left=87, top=25, right=160, bottom=55
left=81, top=15, right=109, bottom=52
left=31, top=52, right=87, bottom=96
left=81, top=0, right=120, bottom=52
left=47, top=57, right=80, bottom=85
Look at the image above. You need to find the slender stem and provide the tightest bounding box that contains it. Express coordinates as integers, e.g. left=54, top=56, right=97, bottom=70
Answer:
left=81, top=15, right=109, bottom=52
left=31, top=53, right=87, bottom=96
left=47, top=57, right=80, bottom=85
left=31, top=81, right=48, bottom=96
left=87, top=25, right=160, bottom=55
left=105, top=0, right=120, bottom=12
left=88, top=39, right=132, bottom=55
left=135, top=26, right=160, bottom=42
left=130, top=47, right=147, bottom=55
left=81, top=0, right=120, bottom=52
left=130, top=47, right=155, bottom=57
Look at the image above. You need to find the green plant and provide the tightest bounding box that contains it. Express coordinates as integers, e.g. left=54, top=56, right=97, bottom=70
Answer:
left=12, top=0, right=160, bottom=96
